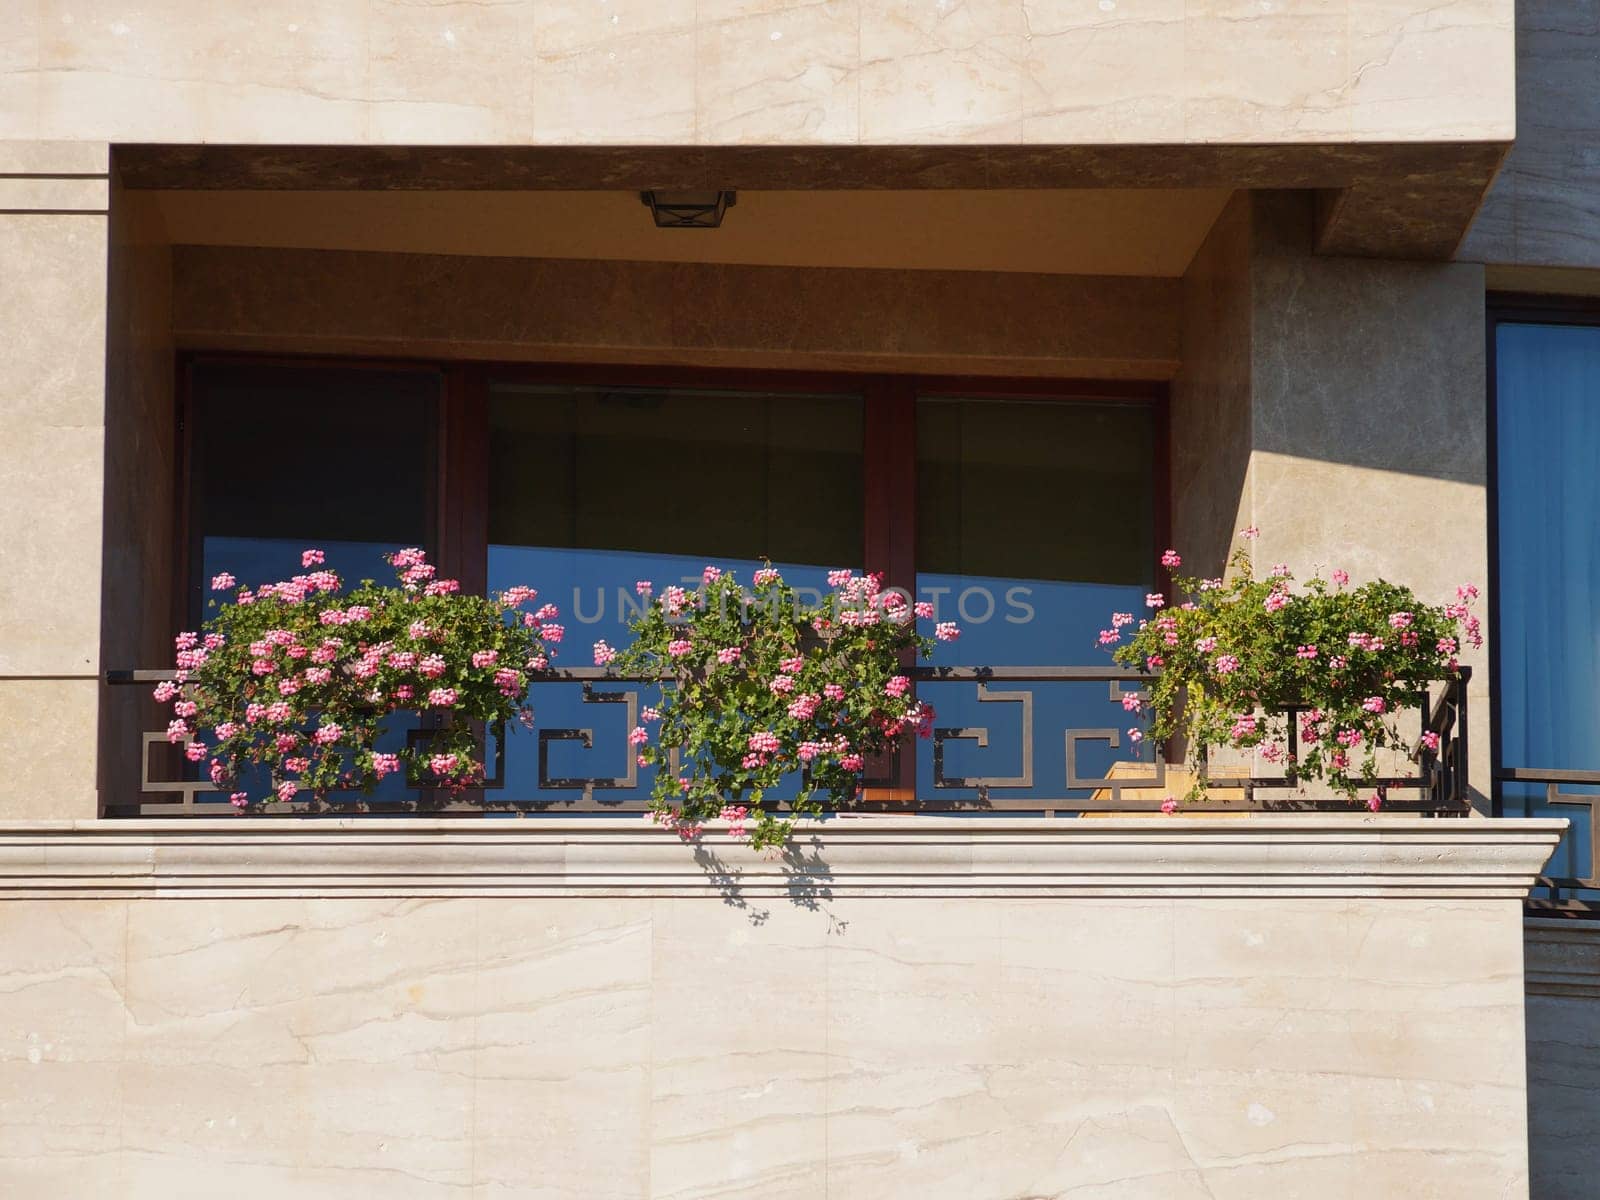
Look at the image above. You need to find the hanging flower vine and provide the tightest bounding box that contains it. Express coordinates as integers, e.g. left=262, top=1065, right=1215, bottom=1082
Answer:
left=612, top=564, right=959, bottom=848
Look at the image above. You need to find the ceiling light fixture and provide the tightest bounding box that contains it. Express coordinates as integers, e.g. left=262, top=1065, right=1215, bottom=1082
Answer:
left=639, top=189, right=738, bottom=229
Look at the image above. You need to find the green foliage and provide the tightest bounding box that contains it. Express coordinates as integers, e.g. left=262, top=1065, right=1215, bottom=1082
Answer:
left=613, top=566, right=947, bottom=849
left=1106, top=539, right=1480, bottom=805
left=160, top=552, right=553, bottom=807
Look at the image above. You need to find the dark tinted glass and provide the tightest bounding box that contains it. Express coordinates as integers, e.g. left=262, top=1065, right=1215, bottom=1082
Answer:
left=185, top=361, right=438, bottom=809
left=188, top=361, right=437, bottom=619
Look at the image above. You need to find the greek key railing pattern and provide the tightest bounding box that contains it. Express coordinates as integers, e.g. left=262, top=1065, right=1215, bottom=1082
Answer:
left=1498, top=766, right=1600, bottom=915
left=105, top=666, right=1472, bottom=818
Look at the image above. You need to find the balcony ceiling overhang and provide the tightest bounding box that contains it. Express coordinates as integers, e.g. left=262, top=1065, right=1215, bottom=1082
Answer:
left=115, top=142, right=1509, bottom=263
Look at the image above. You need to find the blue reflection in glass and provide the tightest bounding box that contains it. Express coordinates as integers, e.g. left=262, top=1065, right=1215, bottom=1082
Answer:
left=1496, top=321, right=1600, bottom=904
left=914, top=573, right=1153, bottom=810
left=488, top=547, right=837, bottom=809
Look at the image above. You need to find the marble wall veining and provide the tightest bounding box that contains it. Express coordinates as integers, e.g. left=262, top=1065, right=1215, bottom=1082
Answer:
left=0, top=0, right=1513, bottom=148
left=0, top=893, right=1535, bottom=1199
left=0, top=815, right=1562, bottom=1199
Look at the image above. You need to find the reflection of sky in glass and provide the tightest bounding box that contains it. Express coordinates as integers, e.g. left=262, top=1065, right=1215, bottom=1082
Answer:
left=489, top=547, right=837, bottom=808
left=915, top=573, right=1153, bottom=808
left=484, top=549, right=1155, bottom=811
left=1496, top=322, right=1600, bottom=902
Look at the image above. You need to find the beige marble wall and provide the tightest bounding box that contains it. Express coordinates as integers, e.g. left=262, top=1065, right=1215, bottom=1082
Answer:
left=2, top=893, right=1532, bottom=1198
left=0, top=815, right=1561, bottom=1199
left=0, top=142, right=109, bottom=820
left=0, top=0, right=1513, bottom=148
left=1459, top=0, right=1600, bottom=270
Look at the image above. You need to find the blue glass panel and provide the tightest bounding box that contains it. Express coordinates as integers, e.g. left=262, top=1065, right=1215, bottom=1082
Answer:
left=1495, top=321, right=1600, bottom=904
left=914, top=398, right=1156, bottom=808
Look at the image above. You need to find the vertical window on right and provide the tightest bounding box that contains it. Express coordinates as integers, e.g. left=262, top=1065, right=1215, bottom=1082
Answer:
left=1494, top=317, right=1600, bottom=909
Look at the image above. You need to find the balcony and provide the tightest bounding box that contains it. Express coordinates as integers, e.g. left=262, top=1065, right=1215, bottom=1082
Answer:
left=107, top=664, right=1473, bottom=819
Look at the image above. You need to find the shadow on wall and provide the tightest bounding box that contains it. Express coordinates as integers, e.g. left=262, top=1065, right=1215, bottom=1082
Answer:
left=693, top=834, right=846, bottom=931
left=1247, top=192, right=1487, bottom=488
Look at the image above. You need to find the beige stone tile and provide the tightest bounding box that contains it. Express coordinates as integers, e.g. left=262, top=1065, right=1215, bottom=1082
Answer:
left=119, top=899, right=478, bottom=1191
left=1166, top=898, right=1529, bottom=1194
left=1343, top=901, right=1526, bottom=1083
left=0, top=426, right=105, bottom=677
left=859, top=0, right=1025, bottom=143
left=1021, top=0, right=1186, bottom=143
left=0, top=679, right=100, bottom=819
left=470, top=901, right=652, bottom=1200
left=534, top=0, right=696, bottom=56
left=532, top=29, right=696, bottom=144
left=1347, top=0, right=1514, bottom=140
left=203, top=2, right=370, bottom=142
left=36, top=0, right=369, bottom=143
left=0, top=139, right=106, bottom=175
left=824, top=901, right=1015, bottom=1196
left=697, top=1, right=860, bottom=144
left=983, top=902, right=1198, bottom=1200
left=0, top=4, right=39, bottom=139
left=1173, top=900, right=1367, bottom=1076
left=0, top=213, right=108, bottom=429
left=0, top=901, right=128, bottom=1176
left=368, top=0, right=537, bottom=144
left=650, top=898, right=828, bottom=1199
left=1183, top=0, right=1351, bottom=140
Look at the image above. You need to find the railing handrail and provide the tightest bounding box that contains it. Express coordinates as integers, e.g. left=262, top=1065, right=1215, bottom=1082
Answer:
left=104, top=663, right=1472, bottom=819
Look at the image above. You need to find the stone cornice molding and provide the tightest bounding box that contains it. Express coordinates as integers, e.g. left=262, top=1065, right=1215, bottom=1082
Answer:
left=1525, top=916, right=1600, bottom=998
left=0, top=817, right=1565, bottom=901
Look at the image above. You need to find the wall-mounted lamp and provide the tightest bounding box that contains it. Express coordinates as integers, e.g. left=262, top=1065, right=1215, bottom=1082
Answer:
left=639, top=190, right=738, bottom=229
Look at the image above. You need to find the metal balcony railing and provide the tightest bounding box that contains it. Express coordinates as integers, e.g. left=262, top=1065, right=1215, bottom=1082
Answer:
left=105, top=666, right=1472, bottom=819
left=1497, top=766, right=1600, bottom=915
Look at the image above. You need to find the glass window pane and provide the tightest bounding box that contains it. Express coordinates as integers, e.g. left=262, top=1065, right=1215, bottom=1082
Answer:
left=1495, top=322, right=1600, bottom=902
left=487, top=381, right=864, bottom=809
left=915, top=396, right=1157, bottom=807
left=188, top=362, right=437, bottom=619
left=185, top=361, right=439, bottom=810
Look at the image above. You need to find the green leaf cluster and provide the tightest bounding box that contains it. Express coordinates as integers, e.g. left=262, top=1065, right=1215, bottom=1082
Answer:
left=1108, top=543, right=1478, bottom=805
